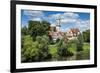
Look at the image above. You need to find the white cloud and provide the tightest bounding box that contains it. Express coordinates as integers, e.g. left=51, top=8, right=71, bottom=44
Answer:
left=61, top=19, right=77, bottom=23
left=48, top=12, right=79, bottom=24
left=76, top=20, right=90, bottom=27
left=30, top=18, right=42, bottom=21
left=60, top=12, right=79, bottom=24
left=75, top=20, right=90, bottom=32
left=23, top=10, right=44, bottom=17
left=49, top=12, right=79, bottom=19
left=63, top=12, right=79, bottom=18
left=48, top=12, right=90, bottom=32
left=22, top=10, right=90, bottom=32
left=50, top=13, right=61, bottom=19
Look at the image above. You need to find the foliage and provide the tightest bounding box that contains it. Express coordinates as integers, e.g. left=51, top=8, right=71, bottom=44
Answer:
left=21, top=26, right=29, bottom=35
left=82, top=29, right=90, bottom=42
left=21, top=20, right=90, bottom=62
left=28, top=20, right=50, bottom=40
left=66, top=39, right=77, bottom=55
left=56, top=38, right=60, bottom=43
left=49, top=44, right=58, bottom=59
left=76, top=43, right=90, bottom=60
left=76, top=33, right=84, bottom=51
left=21, top=36, right=24, bottom=48
left=21, top=35, right=52, bottom=62
left=35, top=35, right=52, bottom=61
left=48, top=36, right=55, bottom=45
left=57, top=39, right=71, bottom=57
left=21, top=35, right=39, bottom=62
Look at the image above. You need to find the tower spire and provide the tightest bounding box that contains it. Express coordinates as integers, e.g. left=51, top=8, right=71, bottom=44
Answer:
left=56, top=17, right=61, bottom=27
left=56, top=17, right=62, bottom=32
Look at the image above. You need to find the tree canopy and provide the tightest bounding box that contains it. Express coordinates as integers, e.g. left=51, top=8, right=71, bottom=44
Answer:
left=82, top=29, right=90, bottom=42
left=28, top=20, right=50, bottom=40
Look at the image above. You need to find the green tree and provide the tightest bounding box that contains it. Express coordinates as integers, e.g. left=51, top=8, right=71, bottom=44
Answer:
left=21, top=26, right=28, bottom=35
left=36, top=35, right=52, bottom=61
left=21, top=35, right=39, bottom=62
left=76, top=33, right=84, bottom=51
left=57, top=39, right=68, bottom=59
left=28, top=20, right=50, bottom=40
left=82, top=29, right=90, bottom=42
left=21, top=35, right=52, bottom=62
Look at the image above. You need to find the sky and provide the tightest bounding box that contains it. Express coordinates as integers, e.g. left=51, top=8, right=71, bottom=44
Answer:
left=21, top=9, right=90, bottom=32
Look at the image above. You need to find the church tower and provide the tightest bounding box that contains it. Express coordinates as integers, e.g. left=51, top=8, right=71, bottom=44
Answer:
left=56, top=18, right=61, bottom=32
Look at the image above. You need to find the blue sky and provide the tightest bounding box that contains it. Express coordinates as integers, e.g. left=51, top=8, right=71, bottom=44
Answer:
left=21, top=10, right=90, bottom=32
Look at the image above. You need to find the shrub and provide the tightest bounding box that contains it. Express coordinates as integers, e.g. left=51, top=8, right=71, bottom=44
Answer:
left=56, top=38, right=60, bottom=43
left=21, top=35, right=39, bottom=62
left=36, top=35, right=52, bottom=61
left=76, top=33, right=84, bottom=51
left=82, top=29, right=90, bottom=42
left=48, top=36, right=55, bottom=45
left=57, top=38, right=74, bottom=59
left=21, top=35, right=52, bottom=62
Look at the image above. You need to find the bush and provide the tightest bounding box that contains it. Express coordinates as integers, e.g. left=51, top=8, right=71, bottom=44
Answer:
left=56, top=38, right=60, bottom=43
left=36, top=35, right=52, bottom=61
left=21, top=35, right=39, bottom=62
left=57, top=39, right=73, bottom=58
left=48, top=36, right=55, bottom=45
left=66, top=50, right=74, bottom=56
left=21, top=26, right=29, bottom=35
left=76, top=33, right=84, bottom=51
left=82, top=29, right=90, bottom=42
left=21, top=35, right=52, bottom=62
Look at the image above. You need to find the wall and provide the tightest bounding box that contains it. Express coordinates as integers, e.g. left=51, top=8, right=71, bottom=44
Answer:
left=0, top=0, right=99, bottom=73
